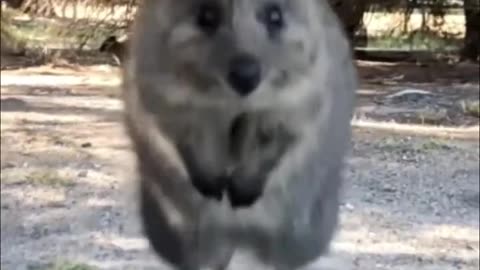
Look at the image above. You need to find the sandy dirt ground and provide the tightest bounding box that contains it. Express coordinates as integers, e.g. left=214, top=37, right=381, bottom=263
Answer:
left=1, top=61, right=479, bottom=270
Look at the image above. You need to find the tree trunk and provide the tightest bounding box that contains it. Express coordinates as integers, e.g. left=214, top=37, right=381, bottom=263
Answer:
left=461, top=0, right=480, bottom=61
left=328, top=0, right=369, bottom=47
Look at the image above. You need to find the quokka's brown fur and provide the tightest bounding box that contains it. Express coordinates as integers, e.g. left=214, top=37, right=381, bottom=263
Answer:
left=122, top=0, right=357, bottom=269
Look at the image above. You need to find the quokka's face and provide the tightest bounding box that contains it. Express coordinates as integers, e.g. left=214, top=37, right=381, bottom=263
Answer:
left=133, top=0, right=326, bottom=108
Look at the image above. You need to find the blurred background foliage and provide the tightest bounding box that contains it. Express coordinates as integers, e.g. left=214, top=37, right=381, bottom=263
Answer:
left=1, top=0, right=478, bottom=63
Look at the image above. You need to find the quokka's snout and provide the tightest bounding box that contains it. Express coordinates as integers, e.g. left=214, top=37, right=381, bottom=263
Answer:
left=227, top=53, right=262, bottom=97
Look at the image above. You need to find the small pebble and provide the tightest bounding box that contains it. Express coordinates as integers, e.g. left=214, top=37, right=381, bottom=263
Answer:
left=78, top=170, right=88, bottom=178
left=81, top=142, right=92, bottom=148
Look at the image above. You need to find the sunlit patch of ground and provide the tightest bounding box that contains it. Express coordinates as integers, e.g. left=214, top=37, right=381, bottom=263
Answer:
left=352, top=118, right=479, bottom=140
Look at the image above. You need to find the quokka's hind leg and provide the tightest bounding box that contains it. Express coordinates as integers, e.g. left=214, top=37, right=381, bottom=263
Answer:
left=215, top=250, right=234, bottom=270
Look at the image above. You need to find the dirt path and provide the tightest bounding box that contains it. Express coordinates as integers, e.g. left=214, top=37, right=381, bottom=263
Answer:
left=1, top=65, right=479, bottom=270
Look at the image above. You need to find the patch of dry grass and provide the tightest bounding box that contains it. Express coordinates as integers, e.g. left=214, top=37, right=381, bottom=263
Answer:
left=420, top=139, right=452, bottom=151
left=45, top=261, right=96, bottom=270
left=24, top=169, right=75, bottom=187
left=461, top=100, right=480, bottom=118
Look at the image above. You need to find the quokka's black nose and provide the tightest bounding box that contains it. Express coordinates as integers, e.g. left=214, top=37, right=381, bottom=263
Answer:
left=227, top=54, right=261, bottom=96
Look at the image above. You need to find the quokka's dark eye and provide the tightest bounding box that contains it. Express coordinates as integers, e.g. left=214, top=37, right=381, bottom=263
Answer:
left=196, top=3, right=222, bottom=34
left=262, top=3, right=285, bottom=32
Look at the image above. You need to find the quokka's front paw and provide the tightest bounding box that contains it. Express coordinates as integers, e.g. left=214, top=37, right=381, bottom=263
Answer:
left=226, top=175, right=266, bottom=208
left=191, top=175, right=226, bottom=201
left=177, top=144, right=227, bottom=201
left=192, top=177, right=226, bottom=201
